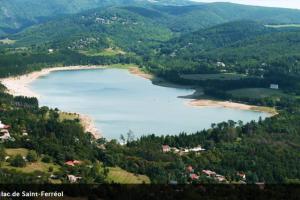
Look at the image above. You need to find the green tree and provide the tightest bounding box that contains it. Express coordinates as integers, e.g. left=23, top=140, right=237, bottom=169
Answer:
left=10, top=155, right=26, bottom=168
left=26, top=150, right=38, bottom=162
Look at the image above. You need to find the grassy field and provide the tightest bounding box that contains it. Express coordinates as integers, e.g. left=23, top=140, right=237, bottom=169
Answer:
left=0, top=38, right=16, bottom=44
left=79, top=48, right=126, bottom=57
left=4, top=148, right=60, bottom=174
left=59, top=112, right=79, bottom=122
left=107, top=167, right=150, bottom=184
left=5, top=148, right=29, bottom=157
left=228, top=88, right=285, bottom=99
left=180, top=73, right=248, bottom=81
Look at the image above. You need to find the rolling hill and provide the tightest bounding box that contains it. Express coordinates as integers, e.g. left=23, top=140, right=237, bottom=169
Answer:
left=0, top=0, right=193, bottom=36
left=12, top=7, right=173, bottom=52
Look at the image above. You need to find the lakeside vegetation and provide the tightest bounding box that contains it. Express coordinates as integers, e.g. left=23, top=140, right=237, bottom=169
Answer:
left=0, top=1, right=300, bottom=185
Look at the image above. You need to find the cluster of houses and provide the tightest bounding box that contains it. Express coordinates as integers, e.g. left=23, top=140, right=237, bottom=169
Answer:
left=0, top=120, right=12, bottom=142
left=64, top=160, right=83, bottom=183
left=186, top=166, right=246, bottom=183
left=162, top=145, right=205, bottom=155
left=94, top=15, right=138, bottom=26
left=186, top=166, right=228, bottom=183
left=65, top=160, right=82, bottom=167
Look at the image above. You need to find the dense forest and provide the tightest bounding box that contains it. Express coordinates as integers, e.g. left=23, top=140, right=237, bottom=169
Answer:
left=0, top=2, right=300, bottom=185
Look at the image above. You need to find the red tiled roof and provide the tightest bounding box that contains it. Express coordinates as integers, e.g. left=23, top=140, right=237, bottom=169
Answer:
left=190, top=173, right=199, bottom=180
left=65, top=161, right=75, bottom=166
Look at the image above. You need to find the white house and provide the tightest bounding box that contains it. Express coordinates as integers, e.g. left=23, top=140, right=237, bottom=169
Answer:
left=0, top=129, right=11, bottom=141
left=217, top=62, right=226, bottom=68
left=67, top=175, right=82, bottom=183
left=189, top=146, right=206, bottom=152
left=0, top=121, right=10, bottom=129
left=0, top=121, right=6, bottom=129
left=162, top=145, right=170, bottom=153
left=270, top=84, right=279, bottom=90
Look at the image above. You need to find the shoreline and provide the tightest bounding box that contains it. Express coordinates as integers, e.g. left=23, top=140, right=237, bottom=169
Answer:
left=78, top=114, right=101, bottom=139
left=128, top=67, right=277, bottom=116
left=0, top=65, right=277, bottom=138
left=0, top=65, right=106, bottom=139
left=188, top=99, right=278, bottom=116
left=0, top=65, right=106, bottom=98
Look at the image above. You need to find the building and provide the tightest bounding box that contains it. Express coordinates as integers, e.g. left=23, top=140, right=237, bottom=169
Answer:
left=0, top=129, right=11, bottom=141
left=189, top=146, right=205, bottom=152
left=67, top=175, right=82, bottom=183
left=215, top=174, right=226, bottom=182
left=217, top=62, right=226, bottom=68
left=237, top=172, right=246, bottom=180
left=65, top=160, right=82, bottom=166
left=202, top=170, right=217, bottom=177
left=162, top=145, right=170, bottom=153
left=270, top=84, right=279, bottom=90
left=190, top=173, right=199, bottom=180
left=48, top=49, right=54, bottom=53
left=0, top=121, right=10, bottom=129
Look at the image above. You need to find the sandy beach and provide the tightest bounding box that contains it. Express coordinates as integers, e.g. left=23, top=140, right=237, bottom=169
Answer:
left=78, top=114, right=101, bottom=139
left=128, top=67, right=154, bottom=80
left=0, top=65, right=105, bottom=139
left=188, top=99, right=277, bottom=115
left=0, top=65, right=106, bottom=98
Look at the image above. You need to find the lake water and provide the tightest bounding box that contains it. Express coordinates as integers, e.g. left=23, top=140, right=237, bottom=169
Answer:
left=30, top=68, right=269, bottom=139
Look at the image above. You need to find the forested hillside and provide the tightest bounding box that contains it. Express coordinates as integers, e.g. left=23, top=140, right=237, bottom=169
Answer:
left=0, top=2, right=300, bottom=185
left=0, top=0, right=192, bottom=36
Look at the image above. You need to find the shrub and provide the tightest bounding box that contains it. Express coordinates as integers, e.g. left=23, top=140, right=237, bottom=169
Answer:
left=10, top=154, right=26, bottom=167
left=42, top=155, right=52, bottom=163
left=26, top=150, right=38, bottom=162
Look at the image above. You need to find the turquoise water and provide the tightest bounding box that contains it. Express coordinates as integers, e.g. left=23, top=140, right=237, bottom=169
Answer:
left=30, top=68, right=269, bottom=139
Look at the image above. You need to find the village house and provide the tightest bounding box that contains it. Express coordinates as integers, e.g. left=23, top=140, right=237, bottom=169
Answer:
left=270, top=84, right=279, bottom=90
left=190, top=173, right=199, bottom=180
left=0, top=121, right=10, bottom=129
left=217, top=62, right=226, bottom=68
left=162, top=145, right=170, bottom=153
left=189, top=146, right=206, bottom=152
left=0, top=129, right=11, bottom=141
left=5, top=156, right=10, bottom=161
left=65, top=160, right=82, bottom=166
left=237, top=172, right=246, bottom=180
left=22, top=129, right=28, bottom=136
left=202, top=170, right=217, bottom=177
left=215, top=174, right=226, bottom=182
left=0, top=121, right=11, bottom=141
left=67, top=175, right=82, bottom=183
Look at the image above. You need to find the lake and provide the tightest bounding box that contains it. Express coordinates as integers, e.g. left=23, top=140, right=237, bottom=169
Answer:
left=30, top=68, right=269, bottom=139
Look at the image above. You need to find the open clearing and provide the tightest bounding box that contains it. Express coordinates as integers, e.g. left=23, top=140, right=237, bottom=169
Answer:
left=79, top=48, right=125, bottom=57
left=228, top=88, right=285, bottom=99
left=180, top=73, right=248, bottom=81
left=107, top=167, right=150, bottom=184
left=5, top=148, right=29, bottom=157
left=0, top=38, right=16, bottom=44
left=4, top=148, right=60, bottom=173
